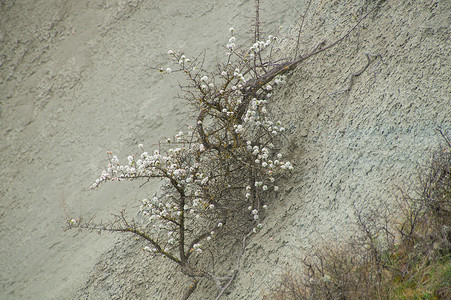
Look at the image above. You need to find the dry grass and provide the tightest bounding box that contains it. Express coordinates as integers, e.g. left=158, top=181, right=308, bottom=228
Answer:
left=266, top=130, right=451, bottom=300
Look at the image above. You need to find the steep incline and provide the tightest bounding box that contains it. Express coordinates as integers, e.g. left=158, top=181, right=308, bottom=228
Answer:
left=1, top=0, right=449, bottom=299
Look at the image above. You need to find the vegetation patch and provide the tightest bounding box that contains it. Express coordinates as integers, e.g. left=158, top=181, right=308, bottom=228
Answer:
left=266, top=129, right=450, bottom=300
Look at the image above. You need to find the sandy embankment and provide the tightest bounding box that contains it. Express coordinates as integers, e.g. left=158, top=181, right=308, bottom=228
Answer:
left=69, top=1, right=451, bottom=299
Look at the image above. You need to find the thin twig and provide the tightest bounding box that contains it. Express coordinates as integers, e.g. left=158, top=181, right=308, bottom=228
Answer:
left=437, top=127, right=451, bottom=148
left=215, top=230, right=253, bottom=299
left=330, top=53, right=381, bottom=95
left=294, top=0, right=312, bottom=59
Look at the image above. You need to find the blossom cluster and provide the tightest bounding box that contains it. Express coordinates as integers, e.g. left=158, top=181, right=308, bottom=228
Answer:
left=249, top=35, right=277, bottom=54
left=91, top=141, right=224, bottom=255
left=159, top=28, right=293, bottom=233
left=91, top=145, right=200, bottom=189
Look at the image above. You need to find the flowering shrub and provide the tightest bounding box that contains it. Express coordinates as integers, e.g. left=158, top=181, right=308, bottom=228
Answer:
left=70, top=23, right=297, bottom=298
